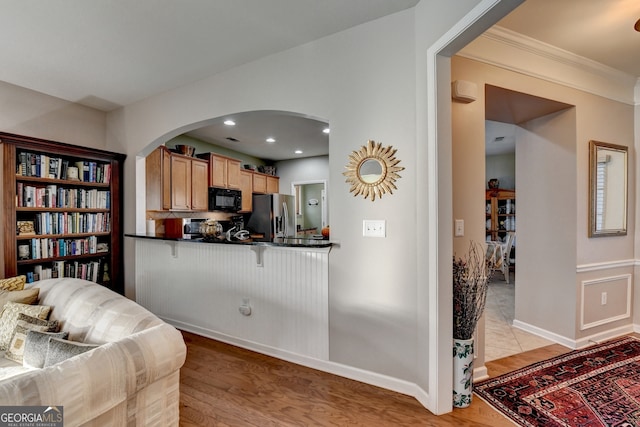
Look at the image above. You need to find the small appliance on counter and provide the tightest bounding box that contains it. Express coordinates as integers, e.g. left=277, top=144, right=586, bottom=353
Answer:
left=246, top=194, right=295, bottom=241
left=208, top=187, right=242, bottom=212
left=163, top=218, right=206, bottom=239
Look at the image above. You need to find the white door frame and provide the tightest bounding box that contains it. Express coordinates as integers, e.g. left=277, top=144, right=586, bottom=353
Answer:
left=423, top=0, right=523, bottom=414
left=291, top=180, right=328, bottom=230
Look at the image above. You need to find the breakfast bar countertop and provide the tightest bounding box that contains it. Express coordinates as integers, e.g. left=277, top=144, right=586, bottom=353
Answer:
left=125, top=233, right=334, bottom=248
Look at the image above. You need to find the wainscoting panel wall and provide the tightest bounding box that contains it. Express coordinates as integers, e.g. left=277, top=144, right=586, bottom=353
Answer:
left=580, top=274, right=631, bottom=330
left=135, top=239, right=330, bottom=360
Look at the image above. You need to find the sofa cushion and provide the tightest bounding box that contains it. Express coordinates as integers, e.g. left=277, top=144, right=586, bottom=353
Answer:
left=43, top=338, right=98, bottom=367
left=0, top=275, right=27, bottom=291
left=23, top=330, right=70, bottom=368
left=0, top=288, right=39, bottom=309
left=0, top=302, right=51, bottom=351
left=4, top=314, right=59, bottom=364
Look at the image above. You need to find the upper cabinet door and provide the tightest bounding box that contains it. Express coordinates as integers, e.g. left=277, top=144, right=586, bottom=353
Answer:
left=170, top=155, right=192, bottom=210
left=191, top=159, right=209, bottom=211
left=210, top=155, right=228, bottom=188
left=226, top=158, right=241, bottom=189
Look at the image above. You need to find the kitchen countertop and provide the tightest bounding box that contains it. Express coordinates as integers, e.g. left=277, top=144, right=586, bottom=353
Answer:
left=125, top=233, right=333, bottom=248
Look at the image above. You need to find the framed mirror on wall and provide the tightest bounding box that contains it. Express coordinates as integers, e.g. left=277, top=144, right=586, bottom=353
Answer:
left=589, top=140, right=628, bottom=237
left=343, top=140, right=404, bottom=201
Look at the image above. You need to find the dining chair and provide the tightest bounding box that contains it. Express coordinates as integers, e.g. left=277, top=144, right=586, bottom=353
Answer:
left=486, top=232, right=515, bottom=283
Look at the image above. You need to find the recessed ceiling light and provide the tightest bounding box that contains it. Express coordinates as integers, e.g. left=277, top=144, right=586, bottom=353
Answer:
left=266, top=137, right=276, bottom=143
left=294, top=150, right=303, bottom=154
left=223, top=120, right=236, bottom=126
left=322, top=127, right=330, bottom=134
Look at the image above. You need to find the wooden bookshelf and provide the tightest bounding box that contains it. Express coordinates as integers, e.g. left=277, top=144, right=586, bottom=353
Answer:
left=0, top=132, right=125, bottom=294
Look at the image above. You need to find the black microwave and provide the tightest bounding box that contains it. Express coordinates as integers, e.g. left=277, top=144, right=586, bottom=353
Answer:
left=208, top=187, right=242, bottom=212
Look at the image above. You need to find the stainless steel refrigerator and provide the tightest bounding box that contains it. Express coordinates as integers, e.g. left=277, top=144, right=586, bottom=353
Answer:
left=247, top=193, right=295, bottom=241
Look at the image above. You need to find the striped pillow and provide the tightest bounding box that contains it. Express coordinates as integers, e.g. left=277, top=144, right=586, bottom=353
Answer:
left=0, top=302, right=51, bottom=351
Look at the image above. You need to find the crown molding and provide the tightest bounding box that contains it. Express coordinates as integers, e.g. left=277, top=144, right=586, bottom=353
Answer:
left=458, top=26, right=639, bottom=106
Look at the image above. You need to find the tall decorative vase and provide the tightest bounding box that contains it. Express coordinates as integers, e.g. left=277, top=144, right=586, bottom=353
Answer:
left=453, top=338, right=474, bottom=408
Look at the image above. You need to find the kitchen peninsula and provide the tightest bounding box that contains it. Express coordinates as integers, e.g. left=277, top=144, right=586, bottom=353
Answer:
left=127, top=233, right=332, bottom=361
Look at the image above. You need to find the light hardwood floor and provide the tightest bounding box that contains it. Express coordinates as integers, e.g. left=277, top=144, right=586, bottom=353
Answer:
left=179, top=331, right=569, bottom=426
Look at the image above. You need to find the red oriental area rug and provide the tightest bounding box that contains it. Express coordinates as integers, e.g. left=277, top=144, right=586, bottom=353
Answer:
left=474, top=336, right=640, bottom=426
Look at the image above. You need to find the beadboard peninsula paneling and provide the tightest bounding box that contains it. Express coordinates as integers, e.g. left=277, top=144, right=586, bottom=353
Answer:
left=135, top=238, right=329, bottom=360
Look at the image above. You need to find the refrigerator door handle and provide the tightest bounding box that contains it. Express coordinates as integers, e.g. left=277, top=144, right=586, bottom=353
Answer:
left=282, top=202, right=289, bottom=238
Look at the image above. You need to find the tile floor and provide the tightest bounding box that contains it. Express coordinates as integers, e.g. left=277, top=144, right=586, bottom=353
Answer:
left=484, top=271, right=555, bottom=361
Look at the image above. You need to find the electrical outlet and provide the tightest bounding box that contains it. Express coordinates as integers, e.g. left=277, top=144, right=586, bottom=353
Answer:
left=454, top=219, right=464, bottom=237
left=363, top=220, right=386, bottom=237
left=239, top=298, right=252, bottom=316
left=601, top=292, right=607, bottom=305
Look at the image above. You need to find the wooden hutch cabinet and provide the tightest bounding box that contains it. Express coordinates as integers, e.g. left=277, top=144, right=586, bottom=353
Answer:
left=486, top=188, right=516, bottom=242
left=0, top=132, right=125, bottom=294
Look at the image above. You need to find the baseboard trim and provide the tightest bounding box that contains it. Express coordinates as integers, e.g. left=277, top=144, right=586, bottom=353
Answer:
left=473, top=365, right=489, bottom=382
left=574, top=324, right=634, bottom=348
left=165, top=317, right=431, bottom=409
left=512, top=319, right=575, bottom=348
left=513, top=319, right=633, bottom=349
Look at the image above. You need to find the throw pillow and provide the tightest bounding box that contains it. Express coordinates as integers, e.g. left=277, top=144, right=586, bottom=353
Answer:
left=0, top=288, right=39, bottom=309
left=23, top=330, right=69, bottom=368
left=0, top=302, right=51, bottom=351
left=4, top=314, right=59, bottom=364
left=0, top=275, right=27, bottom=291
left=43, top=338, right=98, bottom=367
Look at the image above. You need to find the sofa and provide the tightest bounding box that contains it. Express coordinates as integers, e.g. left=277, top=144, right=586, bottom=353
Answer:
left=0, top=278, right=187, bottom=426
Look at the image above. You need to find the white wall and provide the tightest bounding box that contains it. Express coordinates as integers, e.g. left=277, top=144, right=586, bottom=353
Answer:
left=0, top=80, right=106, bottom=148
left=516, top=110, right=577, bottom=339
left=485, top=153, right=515, bottom=189
left=104, top=3, right=497, bottom=406
left=276, top=156, right=329, bottom=196
left=107, top=8, right=421, bottom=386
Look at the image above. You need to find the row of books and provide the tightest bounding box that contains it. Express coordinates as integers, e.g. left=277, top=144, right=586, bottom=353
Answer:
left=17, top=212, right=110, bottom=236
left=17, top=183, right=110, bottom=209
left=25, top=259, right=106, bottom=284
left=16, top=152, right=112, bottom=183
left=21, top=236, right=108, bottom=260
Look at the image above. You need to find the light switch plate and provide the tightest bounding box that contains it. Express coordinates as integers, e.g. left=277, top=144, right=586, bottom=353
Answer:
left=363, top=220, right=386, bottom=237
left=454, top=219, right=464, bottom=237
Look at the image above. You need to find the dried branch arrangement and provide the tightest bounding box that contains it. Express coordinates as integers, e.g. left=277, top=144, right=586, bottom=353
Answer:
left=453, top=241, right=491, bottom=340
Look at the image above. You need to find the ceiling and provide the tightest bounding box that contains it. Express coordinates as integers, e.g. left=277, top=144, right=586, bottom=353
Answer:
left=0, top=0, right=419, bottom=111
left=485, top=0, right=640, bottom=156
left=497, top=0, right=640, bottom=78
left=186, top=111, right=330, bottom=161
left=0, top=1, right=638, bottom=160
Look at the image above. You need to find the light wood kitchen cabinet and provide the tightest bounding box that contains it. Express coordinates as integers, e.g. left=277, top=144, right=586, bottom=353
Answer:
left=252, top=173, right=267, bottom=194
left=266, top=175, right=279, bottom=193
left=146, top=146, right=208, bottom=211
left=239, top=170, right=253, bottom=212
left=252, top=172, right=279, bottom=194
left=201, top=153, right=241, bottom=189
left=170, top=155, right=191, bottom=210
left=190, top=157, right=209, bottom=210
left=145, top=146, right=172, bottom=210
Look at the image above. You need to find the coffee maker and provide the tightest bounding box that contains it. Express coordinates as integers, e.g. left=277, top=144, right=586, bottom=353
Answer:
left=231, top=215, right=245, bottom=231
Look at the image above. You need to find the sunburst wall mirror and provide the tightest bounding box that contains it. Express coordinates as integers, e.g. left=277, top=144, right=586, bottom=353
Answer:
left=343, top=140, right=404, bottom=201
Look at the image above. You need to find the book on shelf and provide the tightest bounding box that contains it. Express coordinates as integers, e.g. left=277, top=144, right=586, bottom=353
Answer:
left=16, top=152, right=111, bottom=183
left=16, top=220, right=35, bottom=235
left=26, top=235, right=103, bottom=259
left=25, top=259, right=104, bottom=283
